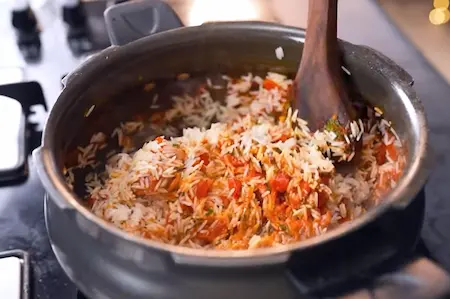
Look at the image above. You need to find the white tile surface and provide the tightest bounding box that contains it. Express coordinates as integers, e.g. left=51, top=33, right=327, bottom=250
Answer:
left=0, top=256, right=21, bottom=299
left=0, top=0, right=82, bottom=107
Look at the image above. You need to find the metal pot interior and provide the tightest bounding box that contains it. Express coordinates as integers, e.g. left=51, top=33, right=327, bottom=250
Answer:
left=46, top=23, right=426, bottom=254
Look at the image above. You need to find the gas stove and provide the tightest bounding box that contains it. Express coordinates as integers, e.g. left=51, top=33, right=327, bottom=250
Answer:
left=0, top=81, right=449, bottom=299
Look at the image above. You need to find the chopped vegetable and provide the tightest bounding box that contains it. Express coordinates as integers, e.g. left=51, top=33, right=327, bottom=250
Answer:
left=263, top=79, right=279, bottom=90
left=223, top=154, right=245, bottom=167
left=324, top=116, right=345, bottom=138
left=199, top=153, right=210, bottom=166
left=196, top=179, right=212, bottom=198
left=271, top=172, right=290, bottom=193
left=228, top=178, right=242, bottom=199
left=279, top=224, right=288, bottom=232
left=196, top=216, right=228, bottom=242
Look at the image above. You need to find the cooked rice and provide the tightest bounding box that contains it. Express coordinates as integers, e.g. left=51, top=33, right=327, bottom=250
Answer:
left=66, top=72, right=405, bottom=250
left=275, top=46, right=284, bottom=60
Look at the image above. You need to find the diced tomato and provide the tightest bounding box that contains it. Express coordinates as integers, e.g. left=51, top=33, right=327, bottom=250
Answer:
left=245, top=166, right=261, bottom=182
left=376, top=145, right=387, bottom=165
left=280, top=134, right=289, bottom=142
left=196, top=179, right=212, bottom=198
left=228, top=178, right=242, bottom=199
left=289, top=194, right=302, bottom=209
left=386, top=144, right=398, bottom=161
left=199, top=153, right=210, bottom=166
left=155, top=136, right=164, bottom=144
left=196, top=216, right=228, bottom=242
left=223, top=154, right=245, bottom=167
left=256, top=234, right=276, bottom=248
left=180, top=203, right=193, bottom=214
left=301, top=219, right=314, bottom=237
left=220, top=195, right=231, bottom=208
left=263, top=79, right=279, bottom=90
left=271, top=173, right=290, bottom=193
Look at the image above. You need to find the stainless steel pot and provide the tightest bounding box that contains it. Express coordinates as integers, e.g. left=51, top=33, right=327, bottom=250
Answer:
left=32, top=1, right=447, bottom=298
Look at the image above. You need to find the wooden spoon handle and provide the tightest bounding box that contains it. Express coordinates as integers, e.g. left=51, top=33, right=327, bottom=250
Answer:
left=294, top=0, right=356, bottom=131
left=303, top=0, right=339, bottom=68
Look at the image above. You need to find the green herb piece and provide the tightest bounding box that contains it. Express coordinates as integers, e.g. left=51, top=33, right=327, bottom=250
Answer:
left=205, top=208, right=214, bottom=216
left=324, top=117, right=345, bottom=138
left=280, top=224, right=288, bottom=232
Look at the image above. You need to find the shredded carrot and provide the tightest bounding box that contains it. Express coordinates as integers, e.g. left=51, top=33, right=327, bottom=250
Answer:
left=386, top=143, right=398, bottom=161
left=320, top=211, right=332, bottom=226
left=228, top=178, right=242, bottom=199
left=220, top=195, right=230, bottom=208
left=167, top=173, right=181, bottom=192
left=289, top=194, right=302, bottom=209
left=223, top=154, right=245, bottom=167
left=299, top=180, right=311, bottom=197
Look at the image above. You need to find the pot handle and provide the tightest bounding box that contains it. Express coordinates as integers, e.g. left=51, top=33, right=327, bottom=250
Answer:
left=33, top=147, right=73, bottom=210
left=104, top=0, right=184, bottom=46
left=171, top=252, right=290, bottom=267
left=341, top=41, right=414, bottom=87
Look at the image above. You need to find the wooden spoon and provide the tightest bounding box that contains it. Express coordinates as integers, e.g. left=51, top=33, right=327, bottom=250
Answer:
left=293, top=0, right=356, bottom=133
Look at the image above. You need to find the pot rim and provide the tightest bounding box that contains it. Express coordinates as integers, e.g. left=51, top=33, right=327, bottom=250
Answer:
left=39, top=22, right=430, bottom=259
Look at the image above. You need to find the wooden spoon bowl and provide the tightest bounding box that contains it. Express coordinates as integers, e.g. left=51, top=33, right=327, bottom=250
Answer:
left=293, top=0, right=360, bottom=164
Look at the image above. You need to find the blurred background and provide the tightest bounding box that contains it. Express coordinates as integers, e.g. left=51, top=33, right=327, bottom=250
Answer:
left=0, top=0, right=448, bottom=106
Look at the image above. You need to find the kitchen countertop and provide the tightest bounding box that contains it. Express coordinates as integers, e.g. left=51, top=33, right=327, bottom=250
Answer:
left=377, top=0, right=450, bottom=83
